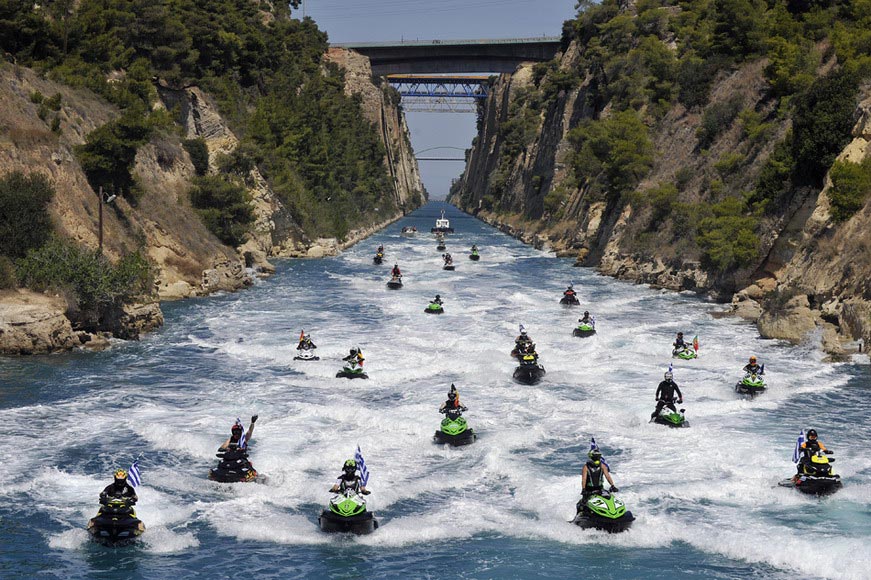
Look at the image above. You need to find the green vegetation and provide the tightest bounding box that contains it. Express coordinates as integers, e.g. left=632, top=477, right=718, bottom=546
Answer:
left=828, top=157, right=871, bottom=222
left=0, top=172, right=55, bottom=259
left=696, top=196, right=760, bottom=271
left=188, top=175, right=253, bottom=246
left=567, top=110, right=653, bottom=201
left=696, top=95, right=743, bottom=149
left=16, top=237, right=152, bottom=326
left=182, top=138, right=210, bottom=177
left=1, top=0, right=401, bottom=242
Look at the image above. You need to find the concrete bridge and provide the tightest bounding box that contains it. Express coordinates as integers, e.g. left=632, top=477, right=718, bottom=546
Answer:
left=334, top=37, right=562, bottom=75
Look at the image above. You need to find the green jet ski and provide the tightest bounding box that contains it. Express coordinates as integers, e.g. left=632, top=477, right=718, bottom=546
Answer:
left=672, top=347, right=697, bottom=360
left=735, top=373, right=766, bottom=396
left=652, top=406, right=689, bottom=428
left=318, top=488, right=378, bottom=534
left=434, top=410, right=476, bottom=446
left=573, top=322, right=596, bottom=337
left=424, top=302, right=444, bottom=314
left=571, top=490, right=635, bottom=533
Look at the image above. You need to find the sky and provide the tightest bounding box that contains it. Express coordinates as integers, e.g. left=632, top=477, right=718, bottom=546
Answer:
left=300, top=0, right=579, bottom=200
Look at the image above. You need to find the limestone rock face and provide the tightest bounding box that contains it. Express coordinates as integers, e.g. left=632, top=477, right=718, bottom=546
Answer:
left=112, top=303, right=165, bottom=341
left=0, top=291, right=77, bottom=355
left=757, top=295, right=817, bottom=343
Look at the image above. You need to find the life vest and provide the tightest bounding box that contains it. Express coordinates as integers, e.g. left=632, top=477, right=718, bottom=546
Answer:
left=585, top=462, right=604, bottom=489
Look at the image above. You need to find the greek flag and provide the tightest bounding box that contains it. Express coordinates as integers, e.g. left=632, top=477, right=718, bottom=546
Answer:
left=355, top=445, right=370, bottom=486
left=668, top=362, right=674, bottom=374
left=792, top=430, right=805, bottom=463
left=235, top=417, right=248, bottom=449
left=590, top=437, right=610, bottom=470
left=127, top=460, right=142, bottom=488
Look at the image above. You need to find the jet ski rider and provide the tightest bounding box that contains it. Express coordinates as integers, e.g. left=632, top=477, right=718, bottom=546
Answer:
left=432, top=294, right=444, bottom=305
left=330, top=459, right=370, bottom=494
left=391, top=264, right=401, bottom=278
left=743, top=355, right=763, bottom=375
left=439, top=385, right=467, bottom=416
left=220, top=415, right=258, bottom=451
left=578, top=450, right=618, bottom=512
left=579, top=311, right=593, bottom=325
left=343, top=348, right=365, bottom=368
left=564, top=284, right=577, bottom=298
left=673, top=332, right=687, bottom=350
left=100, top=469, right=138, bottom=504
left=650, top=371, right=683, bottom=420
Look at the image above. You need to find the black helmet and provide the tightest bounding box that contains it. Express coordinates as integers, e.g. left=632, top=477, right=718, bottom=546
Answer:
left=588, top=450, right=602, bottom=464
left=677, top=332, right=684, bottom=336
left=448, top=390, right=456, bottom=400
left=349, top=348, right=356, bottom=355
left=583, top=311, right=589, bottom=316
left=343, top=459, right=356, bottom=473
left=435, top=294, right=440, bottom=299
left=807, top=429, right=818, bottom=439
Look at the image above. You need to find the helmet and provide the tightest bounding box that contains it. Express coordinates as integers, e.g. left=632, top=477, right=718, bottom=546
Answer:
left=349, top=348, right=356, bottom=355
left=435, top=294, right=440, bottom=299
left=749, top=355, right=757, bottom=362
left=807, top=429, right=818, bottom=439
left=584, top=311, right=589, bottom=316
left=664, top=371, right=673, bottom=380
left=113, top=469, right=128, bottom=480
left=343, top=459, right=356, bottom=473
left=231, top=423, right=243, bottom=433
left=588, top=450, right=602, bottom=464
left=448, top=390, right=456, bottom=400
left=677, top=332, right=684, bottom=337
left=520, top=329, right=527, bottom=336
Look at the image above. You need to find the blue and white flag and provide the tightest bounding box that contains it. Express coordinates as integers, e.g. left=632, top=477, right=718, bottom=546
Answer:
left=667, top=362, right=674, bottom=376
left=792, top=430, right=805, bottom=463
left=235, top=417, right=248, bottom=449
left=519, top=324, right=525, bottom=333
left=127, top=460, right=142, bottom=488
left=355, top=445, right=370, bottom=486
left=590, top=437, right=610, bottom=470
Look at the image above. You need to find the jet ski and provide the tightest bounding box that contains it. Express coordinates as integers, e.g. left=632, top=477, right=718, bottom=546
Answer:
left=434, top=410, right=476, bottom=446
left=573, top=322, right=596, bottom=337
left=437, top=242, right=447, bottom=251
left=209, top=445, right=259, bottom=482
left=571, top=490, right=634, bottom=533
left=560, top=295, right=580, bottom=306
left=373, top=252, right=384, bottom=265
left=779, top=450, right=842, bottom=496
left=513, top=354, right=546, bottom=385
left=318, top=488, right=379, bottom=534
left=336, top=365, right=368, bottom=379
left=401, top=226, right=417, bottom=237
left=443, top=263, right=455, bottom=271
left=469, top=250, right=480, bottom=261
left=735, top=373, right=766, bottom=396
left=651, top=407, right=689, bottom=428
left=386, top=277, right=403, bottom=289
left=672, top=347, right=697, bottom=360
left=87, top=497, right=145, bottom=546
left=424, top=302, right=444, bottom=314
left=294, top=349, right=320, bottom=361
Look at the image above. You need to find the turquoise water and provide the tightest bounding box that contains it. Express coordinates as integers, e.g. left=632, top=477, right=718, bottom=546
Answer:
left=1, top=203, right=869, bottom=579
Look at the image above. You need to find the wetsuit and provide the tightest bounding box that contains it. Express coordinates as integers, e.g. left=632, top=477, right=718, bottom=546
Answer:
left=673, top=337, right=688, bottom=350
left=297, top=338, right=316, bottom=350
left=391, top=267, right=401, bottom=277
left=580, top=315, right=592, bottom=324
left=652, top=379, right=683, bottom=418
left=577, top=460, right=606, bottom=513
left=334, top=474, right=365, bottom=493
left=743, top=363, right=763, bottom=374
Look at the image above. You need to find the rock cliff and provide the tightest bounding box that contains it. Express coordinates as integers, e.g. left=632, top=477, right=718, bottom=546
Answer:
left=450, top=44, right=871, bottom=360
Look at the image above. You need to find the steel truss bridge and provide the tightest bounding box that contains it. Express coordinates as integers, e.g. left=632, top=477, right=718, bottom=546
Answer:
left=387, top=74, right=490, bottom=113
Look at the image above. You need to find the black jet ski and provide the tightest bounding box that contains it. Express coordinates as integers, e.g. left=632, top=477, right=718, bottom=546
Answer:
left=87, top=497, right=145, bottom=546
left=443, top=264, right=455, bottom=271
left=513, top=354, right=546, bottom=385
left=209, top=445, right=259, bottom=483
left=560, top=295, right=580, bottom=306
left=779, top=450, right=842, bottom=496
left=571, top=490, right=634, bottom=533
left=386, top=277, right=403, bottom=289
left=437, top=242, right=447, bottom=251
left=319, top=488, right=378, bottom=534
left=373, top=252, right=384, bottom=265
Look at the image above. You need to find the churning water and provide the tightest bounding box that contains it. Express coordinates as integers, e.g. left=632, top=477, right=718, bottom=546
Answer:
left=1, top=203, right=869, bottom=579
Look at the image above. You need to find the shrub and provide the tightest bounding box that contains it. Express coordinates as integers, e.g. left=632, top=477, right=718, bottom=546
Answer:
left=16, top=238, right=153, bottom=326
left=188, top=175, right=253, bottom=246
left=715, top=152, right=746, bottom=176
left=75, top=109, right=154, bottom=199
left=644, top=182, right=679, bottom=225
left=696, top=94, right=743, bottom=148
left=675, top=166, right=694, bottom=191
left=0, top=256, right=16, bottom=289
left=828, top=157, right=871, bottom=222
left=791, top=69, right=860, bottom=185
left=182, top=138, right=210, bottom=176
left=0, top=171, right=55, bottom=259
left=697, top=196, right=760, bottom=271
left=750, top=136, right=794, bottom=212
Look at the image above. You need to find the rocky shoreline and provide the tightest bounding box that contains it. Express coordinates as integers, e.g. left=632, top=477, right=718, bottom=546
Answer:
left=467, top=210, right=867, bottom=363
left=0, top=212, right=407, bottom=356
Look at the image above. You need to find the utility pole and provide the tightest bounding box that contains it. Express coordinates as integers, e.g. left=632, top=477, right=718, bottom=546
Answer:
left=98, top=185, right=103, bottom=253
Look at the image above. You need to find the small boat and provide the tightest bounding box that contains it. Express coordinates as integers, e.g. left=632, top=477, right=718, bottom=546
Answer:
left=431, top=210, right=454, bottom=234
left=401, top=226, right=417, bottom=238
